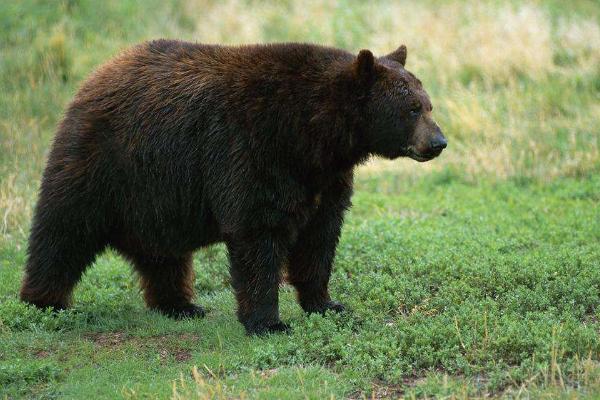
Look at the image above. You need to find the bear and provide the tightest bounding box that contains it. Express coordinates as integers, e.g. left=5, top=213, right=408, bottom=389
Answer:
left=20, top=40, right=446, bottom=335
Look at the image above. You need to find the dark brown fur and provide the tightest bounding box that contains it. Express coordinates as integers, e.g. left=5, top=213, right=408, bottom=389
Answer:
left=20, top=40, right=446, bottom=334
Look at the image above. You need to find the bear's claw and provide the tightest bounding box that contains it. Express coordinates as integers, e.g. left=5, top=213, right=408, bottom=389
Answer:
left=304, top=300, right=347, bottom=315
left=323, top=300, right=346, bottom=314
left=245, top=320, right=291, bottom=336
left=161, top=304, right=206, bottom=320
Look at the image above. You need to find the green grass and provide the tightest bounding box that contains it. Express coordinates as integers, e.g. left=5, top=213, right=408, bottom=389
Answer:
left=1, top=0, right=600, bottom=398
left=2, top=175, right=600, bottom=399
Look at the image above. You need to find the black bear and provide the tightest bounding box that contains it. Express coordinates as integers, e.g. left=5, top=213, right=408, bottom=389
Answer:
left=20, top=41, right=446, bottom=334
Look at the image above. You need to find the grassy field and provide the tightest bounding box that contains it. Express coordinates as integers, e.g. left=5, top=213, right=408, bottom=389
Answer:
left=1, top=0, right=599, bottom=398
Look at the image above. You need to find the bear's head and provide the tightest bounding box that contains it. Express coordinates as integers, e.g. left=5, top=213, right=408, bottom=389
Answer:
left=353, top=45, right=446, bottom=162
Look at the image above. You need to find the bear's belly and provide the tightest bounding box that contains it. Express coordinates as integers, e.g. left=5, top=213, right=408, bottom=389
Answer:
left=112, top=198, right=222, bottom=256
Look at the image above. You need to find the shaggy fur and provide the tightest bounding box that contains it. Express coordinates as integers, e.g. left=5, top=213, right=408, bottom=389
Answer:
left=20, top=40, right=446, bottom=334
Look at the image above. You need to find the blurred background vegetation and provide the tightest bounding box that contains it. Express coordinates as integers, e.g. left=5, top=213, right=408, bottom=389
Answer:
left=1, top=0, right=599, bottom=244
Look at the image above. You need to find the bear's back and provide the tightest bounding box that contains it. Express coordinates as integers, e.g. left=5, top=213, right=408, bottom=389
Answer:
left=63, top=40, right=354, bottom=157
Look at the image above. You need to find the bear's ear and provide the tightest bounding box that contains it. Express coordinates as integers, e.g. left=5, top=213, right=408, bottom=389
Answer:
left=353, top=49, right=376, bottom=83
left=385, top=45, right=407, bottom=66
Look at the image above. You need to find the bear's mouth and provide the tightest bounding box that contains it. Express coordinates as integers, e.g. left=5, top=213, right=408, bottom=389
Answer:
left=406, top=148, right=443, bottom=162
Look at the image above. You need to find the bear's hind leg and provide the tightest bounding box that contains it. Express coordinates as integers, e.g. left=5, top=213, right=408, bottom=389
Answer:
left=131, top=253, right=205, bottom=319
left=20, top=214, right=105, bottom=310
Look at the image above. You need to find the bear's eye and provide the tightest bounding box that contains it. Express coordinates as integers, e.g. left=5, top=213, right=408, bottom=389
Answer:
left=409, top=106, right=421, bottom=118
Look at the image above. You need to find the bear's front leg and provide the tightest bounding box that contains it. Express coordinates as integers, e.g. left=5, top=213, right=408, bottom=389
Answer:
left=287, top=187, right=351, bottom=315
left=227, top=235, right=289, bottom=335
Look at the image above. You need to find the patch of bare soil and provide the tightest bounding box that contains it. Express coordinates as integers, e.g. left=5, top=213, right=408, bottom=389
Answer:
left=84, top=331, right=127, bottom=347
left=84, top=332, right=198, bottom=363
left=33, top=350, right=51, bottom=358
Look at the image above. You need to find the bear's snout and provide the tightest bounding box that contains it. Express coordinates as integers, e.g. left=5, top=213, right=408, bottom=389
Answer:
left=429, top=132, right=447, bottom=151
left=409, top=128, right=447, bottom=162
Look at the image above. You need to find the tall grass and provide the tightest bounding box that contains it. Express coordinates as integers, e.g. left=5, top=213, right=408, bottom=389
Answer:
left=1, top=0, right=599, bottom=242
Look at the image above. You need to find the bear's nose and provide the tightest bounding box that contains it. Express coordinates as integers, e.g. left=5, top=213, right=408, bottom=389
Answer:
left=430, top=134, right=447, bottom=150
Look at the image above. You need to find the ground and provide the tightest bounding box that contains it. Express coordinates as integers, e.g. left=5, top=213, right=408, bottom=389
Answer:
left=1, top=0, right=600, bottom=399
